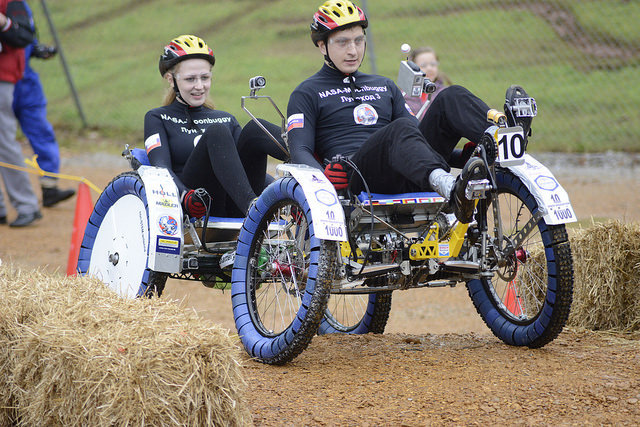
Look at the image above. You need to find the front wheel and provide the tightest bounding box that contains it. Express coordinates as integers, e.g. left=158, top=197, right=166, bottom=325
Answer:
left=77, top=172, right=168, bottom=298
left=467, top=170, right=574, bottom=348
left=231, top=178, right=337, bottom=365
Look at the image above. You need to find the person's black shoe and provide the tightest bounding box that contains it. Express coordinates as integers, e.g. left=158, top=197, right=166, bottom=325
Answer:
left=449, top=157, right=488, bottom=224
left=0, top=216, right=6, bottom=225
left=9, top=211, right=42, bottom=227
left=504, top=85, right=537, bottom=145
left=42, top=186, right=76, bottom=207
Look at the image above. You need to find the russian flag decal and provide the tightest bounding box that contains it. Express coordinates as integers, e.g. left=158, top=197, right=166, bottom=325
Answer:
left=287, top=113, right=304, bottom=132
left=145, top=133, right=162, bottom=153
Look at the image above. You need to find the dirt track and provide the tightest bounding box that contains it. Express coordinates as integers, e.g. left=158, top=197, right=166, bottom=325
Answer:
left=1, top=149, right=639, bottom=425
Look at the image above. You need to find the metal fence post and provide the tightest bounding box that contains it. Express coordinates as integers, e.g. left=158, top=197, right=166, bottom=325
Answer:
left=360, top=0, right=377, bottom=74
left=39, top=0, right=88, bottom=128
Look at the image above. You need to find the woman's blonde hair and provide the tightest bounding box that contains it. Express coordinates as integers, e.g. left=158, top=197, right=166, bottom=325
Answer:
left=162, top=62, right=215, bottom=109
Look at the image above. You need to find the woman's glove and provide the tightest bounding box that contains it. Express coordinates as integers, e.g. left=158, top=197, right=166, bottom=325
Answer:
left=182, top=188, right=209, bottom=218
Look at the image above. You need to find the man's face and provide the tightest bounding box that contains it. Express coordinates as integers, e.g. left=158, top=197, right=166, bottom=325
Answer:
left=319, top=25, right=365, bottom=74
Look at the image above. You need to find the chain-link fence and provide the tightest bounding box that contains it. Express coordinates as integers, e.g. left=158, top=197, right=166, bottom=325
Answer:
left=32, top=0, right=639, bottom=152
left=361, top=0, right=639, bottom=152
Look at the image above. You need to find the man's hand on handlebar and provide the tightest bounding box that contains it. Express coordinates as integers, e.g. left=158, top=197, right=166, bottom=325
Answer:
left=324, top=160, right=349, bottom=190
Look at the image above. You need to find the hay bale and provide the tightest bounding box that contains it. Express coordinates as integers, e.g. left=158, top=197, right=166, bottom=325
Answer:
left=498, top=221, right=639, bottom=333
left=568, top=221, right=640, bottom=332
left=0, top=264, right=251, bottom=426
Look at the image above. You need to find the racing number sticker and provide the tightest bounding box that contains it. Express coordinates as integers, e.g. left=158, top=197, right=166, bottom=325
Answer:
left=509, top=155, right=577, bottom=225
left=282, top=166, right=347, bottom=242
left=497, top=126, right=526, bottom=166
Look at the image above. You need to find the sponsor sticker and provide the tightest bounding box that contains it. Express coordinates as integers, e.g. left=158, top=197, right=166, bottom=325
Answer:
left=156, top=198, right=179, bottom=209
left=353, top=103, right=378, bottom=125
left=156, top=236, right=180, bottom=255
left=314, top=189, right=337, bottom=206
left=158, top=215, right=178, bottom=236
left=219, top=251, right=236, bottom=269
left=535, top=175, right=559, bottom=191
left=151, top=186, right=178, bottom=198
left=438, top=243, right=450, bottom=257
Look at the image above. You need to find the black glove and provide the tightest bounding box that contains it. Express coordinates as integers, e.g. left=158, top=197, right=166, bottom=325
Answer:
left=32, top=44, right=57, bottom=59
left=324, top=161, right=348, bottom=190
left=449, top=141, right=477, bottom=169
left=182, top=188, right=210, bottom=218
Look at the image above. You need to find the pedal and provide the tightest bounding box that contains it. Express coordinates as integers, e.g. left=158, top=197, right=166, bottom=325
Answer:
left=465, top=179, right=491, bottom=200
left=509, top=97, right=537, bottom=118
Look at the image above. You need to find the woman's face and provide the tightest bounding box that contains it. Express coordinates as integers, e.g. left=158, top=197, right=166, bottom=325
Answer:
left=414, top=51, right=439, bottom=81
left=169, top=58, right=212, bottom=107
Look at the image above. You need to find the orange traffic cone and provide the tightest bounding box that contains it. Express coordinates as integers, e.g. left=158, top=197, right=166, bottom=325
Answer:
left=504, top=280, right=523, bottom=316
left=66, top=182, right=93, bottom=276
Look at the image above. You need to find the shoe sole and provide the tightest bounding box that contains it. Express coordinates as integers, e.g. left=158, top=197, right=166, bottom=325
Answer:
left=43, top=193, right=76, bottom=207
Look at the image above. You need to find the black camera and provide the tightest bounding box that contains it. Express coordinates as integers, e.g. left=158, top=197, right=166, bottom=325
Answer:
left=32, top=44, right=57, bottom=59
left=249, top=76, right=266, bottom=91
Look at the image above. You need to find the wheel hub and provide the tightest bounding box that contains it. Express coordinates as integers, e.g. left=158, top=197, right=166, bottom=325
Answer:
left=269, top=260, right=292, bottom=277
left=109, top=252, right=120, bottom=266
left=515, top=247, right=528, bottom=263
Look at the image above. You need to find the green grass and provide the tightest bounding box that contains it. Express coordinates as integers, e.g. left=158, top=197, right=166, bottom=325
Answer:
left=27, top=0, right=639, bottom=152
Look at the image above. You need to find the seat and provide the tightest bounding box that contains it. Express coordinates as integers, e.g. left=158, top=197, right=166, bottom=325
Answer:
left=357, top=191, right=445, bottom=206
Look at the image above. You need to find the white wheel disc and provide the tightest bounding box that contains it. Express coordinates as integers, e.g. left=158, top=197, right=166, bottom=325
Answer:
left=88, top=194, right=149, bottom=298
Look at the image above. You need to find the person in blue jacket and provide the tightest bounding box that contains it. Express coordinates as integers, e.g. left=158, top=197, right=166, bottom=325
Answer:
left=12, top=0, right=75, bottom=207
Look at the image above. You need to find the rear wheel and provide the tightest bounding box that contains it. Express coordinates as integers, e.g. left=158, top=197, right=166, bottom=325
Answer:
left=319, top=291, right=392, bottom=334
left=77, top=172, right=168, bottom=297
left=467, top=170, right=573, bottom=347
left=232, top=178, right=336, bottom=365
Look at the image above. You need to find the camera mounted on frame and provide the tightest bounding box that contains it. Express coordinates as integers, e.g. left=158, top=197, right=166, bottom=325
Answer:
left=397, top=43, right=436, bottom=98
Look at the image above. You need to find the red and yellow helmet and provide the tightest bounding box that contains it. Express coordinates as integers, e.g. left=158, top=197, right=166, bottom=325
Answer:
left=158, top=35, right=215, bottom=76
left=310, top=0, right=368, bottom=46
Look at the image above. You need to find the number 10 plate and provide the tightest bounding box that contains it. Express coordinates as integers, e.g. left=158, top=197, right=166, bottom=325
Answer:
left=496, top=126, right=526, bottom=166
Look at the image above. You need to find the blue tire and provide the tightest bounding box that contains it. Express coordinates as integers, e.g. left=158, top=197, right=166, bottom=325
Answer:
left=318, top=290, right=392, bottom=334
left=77, top=172, right=168, bottom=298
left=231, top=177, right=337, bottom=365
left=467, top=170, right=573, bottom=348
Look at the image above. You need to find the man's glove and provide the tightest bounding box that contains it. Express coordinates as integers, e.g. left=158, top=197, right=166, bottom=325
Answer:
left=182, top=188, right=209, bottom=218
left=324, top=161, right=348, bottom=190
left=32, top=44, right=57, bottom=59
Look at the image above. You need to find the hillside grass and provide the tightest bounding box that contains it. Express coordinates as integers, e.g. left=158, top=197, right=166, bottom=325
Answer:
left=27, top=0, right=640, bottom=152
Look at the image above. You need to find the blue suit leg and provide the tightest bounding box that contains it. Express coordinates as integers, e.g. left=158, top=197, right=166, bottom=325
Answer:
left=14, top=102, right=60, bottom=175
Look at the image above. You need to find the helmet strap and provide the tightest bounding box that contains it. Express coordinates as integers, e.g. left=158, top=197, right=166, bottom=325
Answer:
left=171, top=73, right=188, bottom=104
left=171, top=73, right=203, bottom=134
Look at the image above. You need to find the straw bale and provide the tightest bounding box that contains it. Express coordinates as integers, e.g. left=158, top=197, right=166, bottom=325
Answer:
left=567, top=221, right=640, bottom=332
left=520, top=221, right=640, bottom=332
left=0, top=263, right=251, bottom=426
